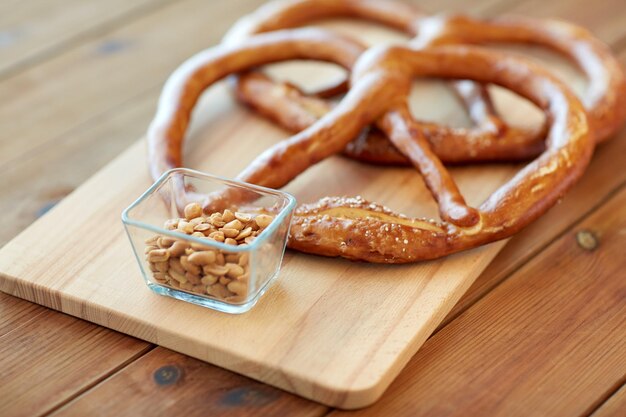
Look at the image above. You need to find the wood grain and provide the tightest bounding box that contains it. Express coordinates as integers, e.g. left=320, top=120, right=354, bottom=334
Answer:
left=330, top=185, right=626, bottom=417
left=0, top=0, right=172, bottom=78
left=0, top=310, right=150, bottom=417
left=0, top=0, right=267, bottom=169
left=0, top=0, right=624, bottom=415
left=52, top=347, right=327, bottom=417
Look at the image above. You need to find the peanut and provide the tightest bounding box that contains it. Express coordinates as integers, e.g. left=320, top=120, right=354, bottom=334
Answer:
left=168, top=240, right=189, bottom=257
left=223, top=219, right=243, bottom=231
left=184, top=202, right=203, bottom=220
left=221, top=228, right=240, bottom=238
left=204, top=264, right=228, bottom=276
left=169, top=258, right=185, bottom=275
left=177, top=221, right=194, bottom=234
left=201, top=274, right=218, bottom=286
left=180, top=256, right=201, bottom=275
left=227, top=280, right=247, bottom=295
left=157, top=236, right=176, bottom=248
left=234, top=212, right=252, bottom=223
left=147, top=208, right=277, bottom=305
left=235, top=227, right=252, bottom=241
left=147, top=249, right=169, bottom=263
left=225, top=263, right=244, bottom=279
left=188, top=250, right=216, bottom=265
left=255, top=214, right=274, bottom=229
left=222, top=209, right=235, bottom=223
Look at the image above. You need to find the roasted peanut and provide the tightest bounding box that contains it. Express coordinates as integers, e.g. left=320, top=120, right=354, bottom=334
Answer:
left=168, top=240, right=189, bottom=257
left=221, top=228, right=240, bottom=238
left=184, top=202, right=203, bottom=220
left=235, top=227, right=252, bottom=240
left=169, top=268, right=187, bottom=284
left=225, top=263, right=244, bottom=279
left=223, top=219, right=243, bottom=231
left=201, top=274, right=218, bottom=286
left=203, top=264, right=228, bottom=276
left=180, top=256, right=201, bottom=275
left=154, top=261, right=169, bottom=273
left=224, top=238, right=238, bottom=246
left=227, top=280, right=247, bottom=295
left=188, top=250, right=216, bottom=265
left=177, top=221, right=194, bottom=234
left=193, top=223, right=212, bottom=232
left=255, top=214, right=274, bottom=229
left=169, top=257, right=185, bottom=275
left=185, top=272, right=201, bottom=285
left=207, top=284, right=231, bottom=299
left=222, top=209, right=235, bottom=223
left=147, top=249, right=169, bottom=263
left=157, top=236, right=176, bottom=248
left=234, top=212, right=252, bottom=223
left=163, top=219, right=179, bottom=230
left=189, top=216, right=205, bottom=226
left=209, top=231, right=225, bottom=242
left=145, top=245, right=158, bottom=254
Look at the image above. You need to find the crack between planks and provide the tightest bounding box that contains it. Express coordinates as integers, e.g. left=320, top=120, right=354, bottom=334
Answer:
left=583, top=379, right=626, bottom=417
left=0, top=0, right=176, bottom=83
left=39, top=344, right=157, bottom=417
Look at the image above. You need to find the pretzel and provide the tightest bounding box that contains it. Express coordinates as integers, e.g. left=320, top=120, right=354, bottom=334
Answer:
left=149, top=29, right=476, bottom=227
left=224, top=0, right=543, bottom=164
left=148, top=29, right=593, bottom=262
left=225, top=0, right=626, bottom=164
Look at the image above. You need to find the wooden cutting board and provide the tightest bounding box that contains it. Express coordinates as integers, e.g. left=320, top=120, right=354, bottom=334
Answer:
left=0, top=22, right=572, bottom=409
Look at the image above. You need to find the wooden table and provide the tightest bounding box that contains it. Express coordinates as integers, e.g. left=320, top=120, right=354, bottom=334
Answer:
left=1, top=0, right=625, bottom=415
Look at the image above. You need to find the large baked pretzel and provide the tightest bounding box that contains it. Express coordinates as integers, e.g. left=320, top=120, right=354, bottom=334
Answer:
left=224, top=0, right=625, bottom=164
left=149, top=29, right=477, bottom=227
left=148, top=29, right=593, bottom=263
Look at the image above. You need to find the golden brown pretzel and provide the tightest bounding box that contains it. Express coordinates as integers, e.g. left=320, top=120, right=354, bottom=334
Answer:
left=149, top=29, right=476, bottom=227
left=225, top=0, right=626, bottom=164
left=148, top=30, right=593, bottom=262
left=224, top=0, right=543, bottom=164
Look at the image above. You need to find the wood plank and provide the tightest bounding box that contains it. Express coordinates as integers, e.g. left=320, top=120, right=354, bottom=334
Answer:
left=591, top=384, right=626, bottom=417
left=0, top=0, right=172, bottom=78
left=0, top=0, right=267, bottom=169
left=0, top=310, right=150, bottom=417
left=329, top=185, right=626, bottom=417
left=52, top=347, right=327, bottom=417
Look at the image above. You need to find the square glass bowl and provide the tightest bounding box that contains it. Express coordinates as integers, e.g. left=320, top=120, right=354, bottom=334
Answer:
left=122, top=168, right=296, bottom=314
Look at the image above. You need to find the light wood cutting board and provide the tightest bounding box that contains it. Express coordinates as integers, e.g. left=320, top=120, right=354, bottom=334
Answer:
left=0, top=22, right=579, bottom=408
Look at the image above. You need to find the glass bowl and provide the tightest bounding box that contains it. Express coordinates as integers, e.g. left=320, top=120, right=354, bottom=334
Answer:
left=122, top=168, right=296, bottom=314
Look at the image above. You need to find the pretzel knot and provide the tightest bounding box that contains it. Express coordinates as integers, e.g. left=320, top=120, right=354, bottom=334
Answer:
left=224, top=0, right=626, bottom=164
left=148, top=29, right=593, bottom=263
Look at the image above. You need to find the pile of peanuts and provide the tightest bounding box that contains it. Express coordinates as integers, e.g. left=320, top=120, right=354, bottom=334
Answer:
left=144, top=202, right=274, bottom=303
